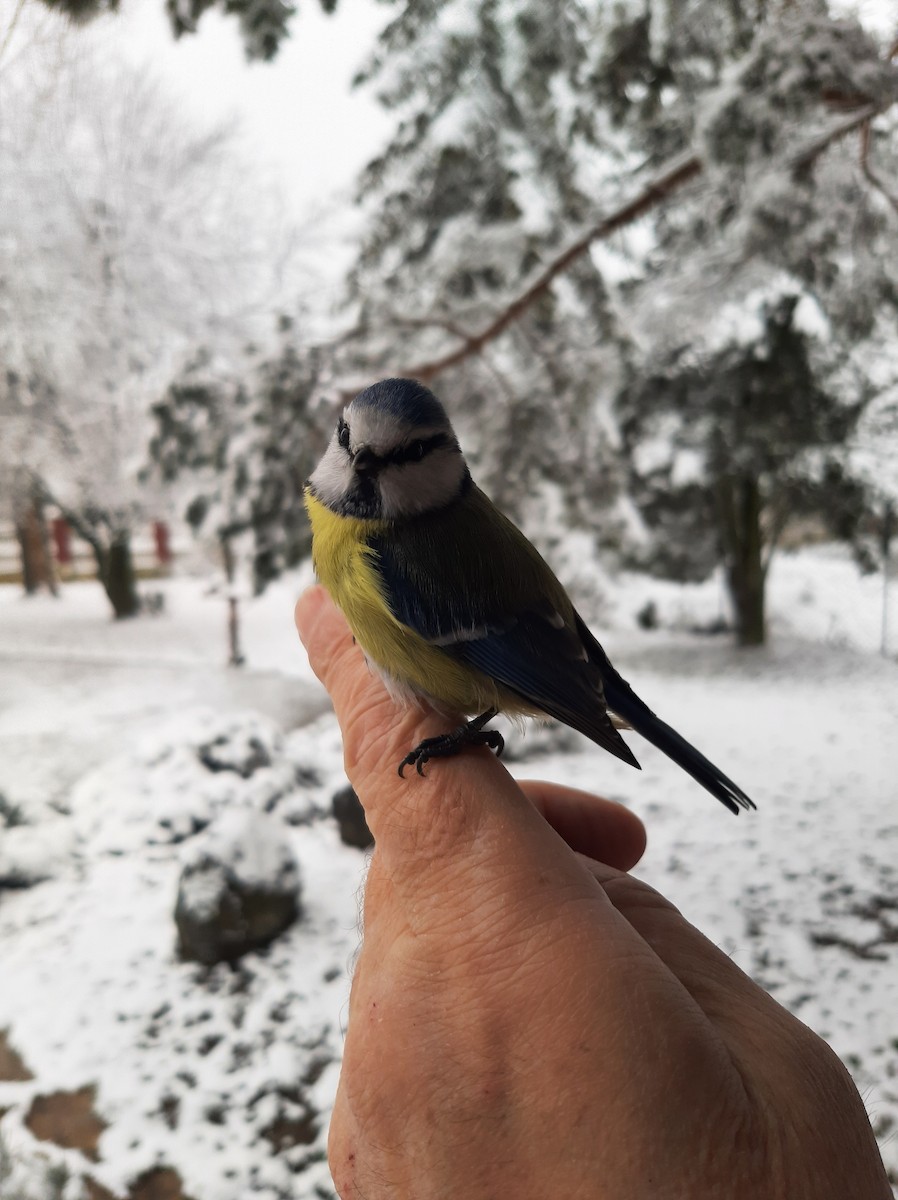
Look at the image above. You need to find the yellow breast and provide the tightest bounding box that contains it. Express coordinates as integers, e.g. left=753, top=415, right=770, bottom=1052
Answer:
left=303, top=489, right=508, bottom=715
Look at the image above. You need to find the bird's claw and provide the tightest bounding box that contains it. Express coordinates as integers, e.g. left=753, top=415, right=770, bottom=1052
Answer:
left=397, top=717, right=504, bottom=778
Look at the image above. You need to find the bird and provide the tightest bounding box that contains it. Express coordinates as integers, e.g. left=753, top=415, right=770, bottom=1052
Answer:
left=304, top=377, right=754, bottom=815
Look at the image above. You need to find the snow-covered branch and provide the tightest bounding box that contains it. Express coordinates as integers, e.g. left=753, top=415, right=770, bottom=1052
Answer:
left=339, top=94, right=897, bottom=398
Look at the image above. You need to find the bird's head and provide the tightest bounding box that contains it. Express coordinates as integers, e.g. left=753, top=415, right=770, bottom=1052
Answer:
left=308, top=378, right=469, bottom=520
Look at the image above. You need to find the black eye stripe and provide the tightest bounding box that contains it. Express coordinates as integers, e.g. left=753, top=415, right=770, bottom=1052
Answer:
left=386, top=433, right=455, bottom=467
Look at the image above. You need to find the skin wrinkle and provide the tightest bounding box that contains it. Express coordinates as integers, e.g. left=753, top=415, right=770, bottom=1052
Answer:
left=340, top=690, right=413, bottom=780
left=378, top=775, right=482, bottom=870
left=390, top=802, right=608, bottom=947
left=373, top=835, right=592, bottom=986
left=590, top=871, right=776, bottom=1126
left=415, top=896, right=574, bottom=1000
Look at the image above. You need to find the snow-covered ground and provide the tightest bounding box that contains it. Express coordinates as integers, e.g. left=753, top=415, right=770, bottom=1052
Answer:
left=0, top=545, right=896, bottom=1198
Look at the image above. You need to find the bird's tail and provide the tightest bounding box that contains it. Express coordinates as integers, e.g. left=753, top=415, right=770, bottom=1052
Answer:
left=576, top=618, right=755, bottom=816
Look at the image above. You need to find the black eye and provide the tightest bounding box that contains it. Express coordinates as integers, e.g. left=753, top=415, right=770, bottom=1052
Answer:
left=409, top=440, right=425, bottom=461
left=337, top=421, right=350, bottom=451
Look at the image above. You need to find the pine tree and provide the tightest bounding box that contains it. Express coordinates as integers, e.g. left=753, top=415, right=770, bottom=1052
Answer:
left=148, top=325, right=325, bottom=595
left=619, top=294, right=873, bottom=643
left=343, top=0, right=898, bottom=641
left=612, top=5, right=898, bottom=641
left=341, top=0, right=638, bottom=570
left=25, top=0, right=316, bottom=60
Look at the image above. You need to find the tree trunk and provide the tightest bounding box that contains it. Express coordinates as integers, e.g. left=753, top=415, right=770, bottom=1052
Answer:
left=14, top=492, right=58, bottom=596
left=96, top=534, right=139, bottom=619
left=715, top=474, right=767, bottom=647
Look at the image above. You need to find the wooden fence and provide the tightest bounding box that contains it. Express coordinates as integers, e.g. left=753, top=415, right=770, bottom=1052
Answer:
left=0, top=516, right=177, bottom=585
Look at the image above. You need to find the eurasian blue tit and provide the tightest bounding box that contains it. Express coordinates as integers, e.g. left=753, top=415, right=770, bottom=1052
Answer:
left=305, top=378, right=754, bottom=815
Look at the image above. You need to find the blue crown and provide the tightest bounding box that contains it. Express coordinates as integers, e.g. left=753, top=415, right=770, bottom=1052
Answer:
left=351, top=378, right=450, bottom=428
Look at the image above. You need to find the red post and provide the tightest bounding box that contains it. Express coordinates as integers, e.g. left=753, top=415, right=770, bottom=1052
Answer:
left=153, top=521, right=172, bottom=567
left=52, top=517, right=72, bottom=566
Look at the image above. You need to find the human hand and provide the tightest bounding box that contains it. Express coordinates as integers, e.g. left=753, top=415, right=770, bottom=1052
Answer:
left=296, top=586, right=890, bottom=1200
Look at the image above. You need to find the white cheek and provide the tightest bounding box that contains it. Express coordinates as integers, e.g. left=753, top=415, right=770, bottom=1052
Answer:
left=310, top=443, right=353, bottom=507
left=378, top=452, right=465, bottom=519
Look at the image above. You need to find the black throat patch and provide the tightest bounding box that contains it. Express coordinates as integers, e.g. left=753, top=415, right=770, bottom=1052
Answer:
left=335, top=475, right=383, bottom=519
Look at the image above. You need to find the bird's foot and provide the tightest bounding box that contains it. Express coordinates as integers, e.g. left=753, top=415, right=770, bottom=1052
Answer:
left=398, top=709, right=504, bottom=777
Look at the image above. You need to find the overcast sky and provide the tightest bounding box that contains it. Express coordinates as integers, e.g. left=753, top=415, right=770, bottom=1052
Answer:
left=120, top=0, right=392, bottom=215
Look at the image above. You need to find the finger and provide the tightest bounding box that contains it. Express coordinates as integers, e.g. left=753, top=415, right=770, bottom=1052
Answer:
left=581, top=856, right=796, bottom=1053
left=518, top=780, right=646, bottom=871
left=296, top=586, right=479, bottom=781
left=296, top=585, right=398, bottom=759
left=296, top=587, right=543, bottom=866
left=297, top=587, right=654, bottom=961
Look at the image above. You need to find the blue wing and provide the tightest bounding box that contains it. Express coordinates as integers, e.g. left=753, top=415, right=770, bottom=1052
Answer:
left=455, top=620, right=638, bottom=765
left=367, top=490, right=638, bottom=766
left=367, top=486, right=752, bottom=814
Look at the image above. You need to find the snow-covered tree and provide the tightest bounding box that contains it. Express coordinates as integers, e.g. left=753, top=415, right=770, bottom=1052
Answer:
left=0, top=22, right=294, bottom=615
left=16, top=0, right=310, bottom=60
left=612, top=7, right=898, bottom=642
left=341, top=0, right=898, bottom=641
left=619, top=290, right=875, bottom=643
left=337, top=0, right=639, bottom=564
left=148, top=323, right=325, bottom=596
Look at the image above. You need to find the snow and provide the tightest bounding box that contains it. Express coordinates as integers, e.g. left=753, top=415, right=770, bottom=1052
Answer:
left=612, top=542, right=897, bottom=658
left=792, top=291, right=832, bottom=341
left=0, top=820, right=74, bottom=889
left=180, top=808, right=300, bottom=901
left=1, top=547, right=897, bottom=1196
left=701, top=274, right=824, bottom=354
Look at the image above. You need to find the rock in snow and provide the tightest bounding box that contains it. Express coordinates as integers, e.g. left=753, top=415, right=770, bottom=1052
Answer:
left=174, top=810, right=302, bottom=965
left=331, top=785, right=373, bottom=850
left=0, top=821, right=75, bottom=889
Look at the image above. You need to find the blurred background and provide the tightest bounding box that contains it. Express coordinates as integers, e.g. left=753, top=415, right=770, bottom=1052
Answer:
left=1, top=0, right=897, bottom=1197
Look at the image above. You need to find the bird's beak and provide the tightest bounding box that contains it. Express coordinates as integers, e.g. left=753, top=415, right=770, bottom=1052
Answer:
left=352, top=445, right=380, bottom=475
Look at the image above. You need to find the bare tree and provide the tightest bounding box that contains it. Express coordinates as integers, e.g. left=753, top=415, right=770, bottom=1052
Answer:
left=0, top=20, right=295, bottom=615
